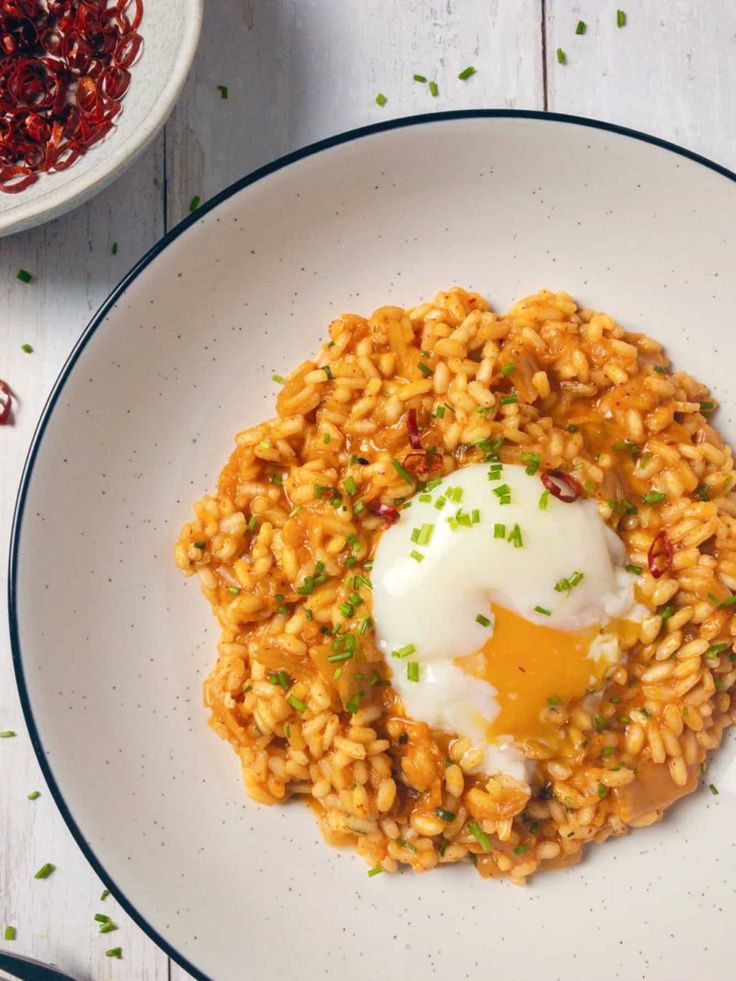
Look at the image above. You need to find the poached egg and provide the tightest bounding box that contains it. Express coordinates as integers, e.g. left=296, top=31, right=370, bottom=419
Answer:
left=372, top=461, right=642, bottom=780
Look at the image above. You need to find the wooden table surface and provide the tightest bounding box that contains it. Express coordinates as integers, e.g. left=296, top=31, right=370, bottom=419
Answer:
left=1, top=2, right=735, bottom=978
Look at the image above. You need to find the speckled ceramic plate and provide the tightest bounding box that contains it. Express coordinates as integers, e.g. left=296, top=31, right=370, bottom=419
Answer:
left=11, top=112, right=736, bottom=981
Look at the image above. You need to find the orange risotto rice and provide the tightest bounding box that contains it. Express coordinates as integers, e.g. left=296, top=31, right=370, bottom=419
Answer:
left=175, top=288, right=736, bottom=882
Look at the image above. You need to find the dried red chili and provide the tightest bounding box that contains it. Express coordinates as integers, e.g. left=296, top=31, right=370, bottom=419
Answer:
left=403, top=450, right=443, bottom=476
left=540, top=468, right=584, bottom=503
left=0, top=0, right=143, bottom=193
left=406, top=408, right=421, bottom=450
left=0, top=378, right=12, bottom=424
left=648, top=530, right=673, bottom=579
left=367, top=501, right=400, bottom=527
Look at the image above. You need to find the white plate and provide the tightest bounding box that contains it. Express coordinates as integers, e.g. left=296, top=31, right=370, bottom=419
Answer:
left=11, top=112, right=736, bottom=981
left=0, top=0, right=202, bottom=237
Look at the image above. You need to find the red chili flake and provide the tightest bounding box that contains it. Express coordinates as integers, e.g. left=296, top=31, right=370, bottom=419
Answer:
left=406, top=408, right=421, bottom=450
left=403, top=450, right=443, bottom=476
left=367, top=500, right=400, bottom=527
left=648, top=530, right=673, bottom=579
left=0, top=0, right=144, bottom=193
left=0, top=378, right=12, bottom=424
left=540, top=468, right=583, bottom=503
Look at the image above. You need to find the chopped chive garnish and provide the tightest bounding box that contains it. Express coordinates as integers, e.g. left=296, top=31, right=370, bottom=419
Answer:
left=391, top=458, right=414, bottom=484
left=457, top=66, right=476, bottom=81
left=269, top=670, right=290, bottom=689
left=286, top=694, right=308, bottom=713
left=493, top=522, right=506, bottom=539
left=576, top=19, right=586, bottom=34
left=321, top=364, right=334, bottom=380
left=358, top=616, right=373, bottom=635
left=27, top=790, right=40, bottom=800
left=4, top=925, right=15, bottom=940
left=642, top=492, right=666, bottom=504
left=34, top=862, right=55, bottom=880
left=413, top=73, right=427, bottom=83
left=709, top=783, right=719, bottom=795
left=21, top=343, right=33, bottom=353
left=406, top=661, right=420, bottom=682
left=418, top=361, right=433, bottom=377
left=217, top=84, right=228, bottom=99
left=419, top=493, right=432, bottom=502
left=660, top=604, right=674, bottom=621
left=393, top=643, right=416, bottom=659
left=375, top=92, right=387, bottom=107
left=100, top=889, right=110, bottom=900
left=507, top=523, right=523, bottom=548
left=429, top=80, right=439, bottom=97
left=471, top=508, right=480, bottom=524
left=416, top=523, right=434, bottom=545
left=566, top=423, right=579, bottom=433
left=538, top=488, right=550, bottom=511
left=343, top=476, right=358, bottom=495
left=0, top=730, right=16, bottom=738
left=476, top=613, right=491, bottom=628
left=466, top=820, right=491, bottom=851
left=500, top=394, right=518, bottom=405
left=410, top=550, right=424, bottom=562
left=105, top=948, right=122, bottom=959
left=367, top=866, right=384, bottom=876
left=708, top=592, right=736, bottom=608
left=594, top=715, right=606, bottom=731
left=700, top=400, right=716, bottom=413
left=696, top=484, right=711, bottom=501
left=500, top=363, right=516, bottom=377
left=521, top=452, right=540, bottom=476
left=612, top=440, right=639, bottom=458
left=435, top=806, right=456, bottom=821
left=547, top=695, right=560, bottom=707
left=608, top=498, right=638, bottom=515
left=328, top=649, right=354, bottom=663
left=554, top=570, right=584, bottom=592
left=705, top=642, right=729, bottom=659
left=435, top=404, right=446, bottom=419
left=534, top=605, right=552, bottom=616
left=654, top=365, right=667, bottom=375
left=597, top=783, right=608, bottom=799
left=556, top=48, right=566, bottom=64
left=493, top=484, right=511, bottom=501
left=616, top=9, right=626, bottom=27
left=95, top=913, right=110, bottom=923
left=398, top=838, right=417, bottom=853
left=601, top=746, right=615, bottom=758
left=17, top=268, right=32, bottom=283
left=189, top=195, right=201, bottom=212
left=111, top=242, right=118, bottom=255
left=513, top=843, right=530, bottom=855
left=247, top=515, right=257, bottom=530
left=625, top=564, right=642, bottom=575
left=271, top=373, right=284, bottom=383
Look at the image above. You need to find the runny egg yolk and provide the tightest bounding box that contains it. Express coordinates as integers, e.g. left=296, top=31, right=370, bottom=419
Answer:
left=456, top=604, right=618, bottom=755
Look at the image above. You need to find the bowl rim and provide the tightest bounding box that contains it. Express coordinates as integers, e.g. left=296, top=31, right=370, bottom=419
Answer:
left=8, top=109, right=736, bottom=980
left=0, top=0, right=204, bottom=237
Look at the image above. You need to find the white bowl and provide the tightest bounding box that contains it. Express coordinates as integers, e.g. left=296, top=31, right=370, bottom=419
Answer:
left=11, top=113, right=736, bottom=980
left=0, top=0, right=202, bottom=237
